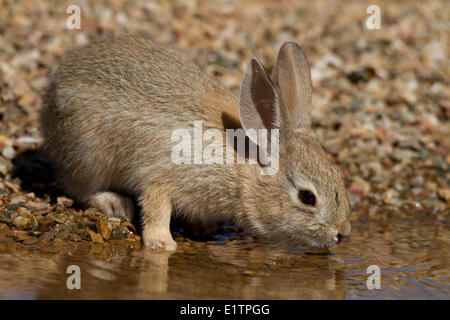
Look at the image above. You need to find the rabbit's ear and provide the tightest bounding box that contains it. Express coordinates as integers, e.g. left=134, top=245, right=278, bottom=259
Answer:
left=239, top=57, right=281, bottom=144
left=271, top=42, right=312, bottom=129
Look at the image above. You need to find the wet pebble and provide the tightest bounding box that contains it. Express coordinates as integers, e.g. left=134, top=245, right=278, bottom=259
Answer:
left=56, top=231, right=81, bottom=242
left=13, top=208, right=38, bottom=229
left=97, top=219, right=112, bottom=240
left=110, top=226, right=129, bottom=240
left=88, top=230, right=105, bottom=244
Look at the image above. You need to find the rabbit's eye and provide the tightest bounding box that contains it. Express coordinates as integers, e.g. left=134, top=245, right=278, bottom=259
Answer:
left=299, top=190, right=316, bottom=206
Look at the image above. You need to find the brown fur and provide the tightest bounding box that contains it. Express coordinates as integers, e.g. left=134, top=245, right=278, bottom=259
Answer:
left=41, top=37, right=350, bottom=250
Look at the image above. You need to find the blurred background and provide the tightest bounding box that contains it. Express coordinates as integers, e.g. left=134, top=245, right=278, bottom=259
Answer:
left=0, top=0, right=448, bottom=213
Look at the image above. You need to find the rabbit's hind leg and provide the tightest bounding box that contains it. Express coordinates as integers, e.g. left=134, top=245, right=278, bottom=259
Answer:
left=82, top=191, right=134, bottom=222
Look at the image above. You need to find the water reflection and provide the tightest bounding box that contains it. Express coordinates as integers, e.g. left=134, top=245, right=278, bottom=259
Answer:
left=0, top=215, right=448, bottom=299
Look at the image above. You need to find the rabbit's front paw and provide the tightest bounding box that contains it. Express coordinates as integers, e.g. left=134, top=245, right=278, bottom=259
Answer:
left=143, top=234, right=177, bottom=251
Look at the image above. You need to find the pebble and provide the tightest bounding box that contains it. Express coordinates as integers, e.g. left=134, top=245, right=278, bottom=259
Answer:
left=13, top=215, right=30, bottom=227
left=57, top=196, right=74, bottom=208
left=383, top=189, right=400, bottom=205
left=110, top=226, right=129, bottom=240
left=0, top=210, right=12, bottom=223
left=39, top=231, right=55, bottom=243
left=97, top=219, right=112, bottom=240
left=0, top=159, right=8, bottom=177
left=1, top=146, right=15, bottom=159
left=88, top=230, right=105, bottom=244
left=411, top=175, right=425, bottom=187
left=56, top=231, right=82, bottom=242
left=9, top=196, right=27, bottom=205
left=12, top=209, right=38, bottom=229
left=352, top=177, right=371, bottom=195
left=0, top=223, right=10, bottom=233
left=437, top=188, right=450, bottom=202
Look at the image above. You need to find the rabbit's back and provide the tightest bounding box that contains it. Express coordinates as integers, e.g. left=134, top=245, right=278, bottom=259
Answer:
left=47, top=37, right=230, bottom=114
left=41, top=37, right=238, bottom=199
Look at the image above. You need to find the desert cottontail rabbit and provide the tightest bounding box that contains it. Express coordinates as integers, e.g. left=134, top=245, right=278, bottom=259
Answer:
left=41, top=37, right=351, bottom=250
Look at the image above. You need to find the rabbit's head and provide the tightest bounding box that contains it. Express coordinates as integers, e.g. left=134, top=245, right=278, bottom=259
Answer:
left=238, top=42, right=351, bottom=249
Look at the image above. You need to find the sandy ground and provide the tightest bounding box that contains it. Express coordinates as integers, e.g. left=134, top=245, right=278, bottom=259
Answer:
left=0, top=0, right=448, bottom=249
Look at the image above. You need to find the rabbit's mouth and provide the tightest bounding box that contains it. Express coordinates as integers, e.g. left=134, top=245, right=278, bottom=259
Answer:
left=296, top=234, right=341, bottom=250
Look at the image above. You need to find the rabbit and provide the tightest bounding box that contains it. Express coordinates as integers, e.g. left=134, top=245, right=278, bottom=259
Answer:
left=41, top=36, right=351, bottom=251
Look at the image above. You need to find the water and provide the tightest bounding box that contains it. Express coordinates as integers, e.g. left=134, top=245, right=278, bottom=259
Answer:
left=0, top=215, right=448, bottom=299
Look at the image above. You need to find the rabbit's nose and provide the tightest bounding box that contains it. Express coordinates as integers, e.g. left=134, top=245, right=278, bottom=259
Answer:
left=336, top=233, right=343, bottom=243
left=338, top=221, right=351, bottom=237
